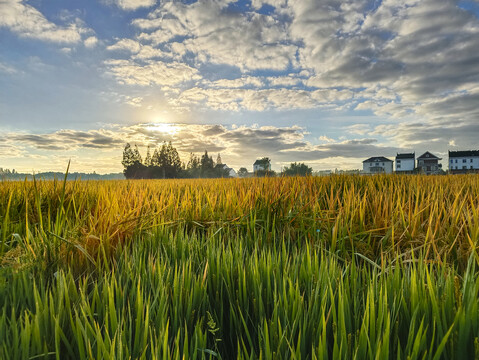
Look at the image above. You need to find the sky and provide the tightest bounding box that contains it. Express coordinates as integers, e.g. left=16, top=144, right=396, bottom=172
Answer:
left=1, top=0, right=479, bottom=173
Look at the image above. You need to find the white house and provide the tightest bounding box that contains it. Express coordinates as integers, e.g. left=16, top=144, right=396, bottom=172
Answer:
left=253, top=158, right=271, bottom=173
left=362, top=157, right=393, bottom=174
left=417, top=152, right=442, bottom=175
left=216, top=163, right=238, bottom=177
left=448, top=150, right=479, bottom=174
left=395, top=153, right=415, bottom=173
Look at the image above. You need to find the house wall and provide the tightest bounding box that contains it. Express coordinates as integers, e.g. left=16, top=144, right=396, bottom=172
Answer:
left=395, top=158, right=414, bottom=172
left=449, top=156, right=479, bottom=171
left=253, top=164, right=271, bottom=172
left=363, top=161, right=393, bottom=174
left=417, top=159, right=440, bottom=174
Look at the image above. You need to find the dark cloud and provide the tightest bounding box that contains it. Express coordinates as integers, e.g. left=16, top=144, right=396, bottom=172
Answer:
left=10, top=130, right=124, bottom=150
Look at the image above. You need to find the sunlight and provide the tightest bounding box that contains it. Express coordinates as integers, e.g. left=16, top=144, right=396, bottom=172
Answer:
left=145, top=123, right=178, bottom=135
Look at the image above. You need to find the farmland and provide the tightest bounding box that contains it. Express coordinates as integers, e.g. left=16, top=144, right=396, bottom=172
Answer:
left=0, top=175, right=479, bottom=359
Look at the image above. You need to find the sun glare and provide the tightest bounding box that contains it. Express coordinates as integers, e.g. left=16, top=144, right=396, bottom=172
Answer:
left=145, top=123, right=178, bottom=135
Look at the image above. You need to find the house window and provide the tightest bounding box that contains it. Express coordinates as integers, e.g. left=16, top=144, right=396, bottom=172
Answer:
left=450, top=159, right=453, bottom=163
left=456, top=166, right=458, bottom=169
left=471, top=159, right=473, bottom=163
left=375, top=162, right=379, bottom=166
left=463, top=159, right=467, bottom=163
left=471, top=166, right=474, bottom=169
left=382, top=163, right=384, bottom=166
left=397, top=160, right=401, bottom=163
left=455, top=159, right=458, bottom=163
left=397, top=164, right=401, bottom=169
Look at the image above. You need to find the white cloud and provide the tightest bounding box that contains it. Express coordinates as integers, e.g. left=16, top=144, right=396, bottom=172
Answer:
left=132, top=1, right=297, bottom=71
left=0, top=0, right=88, bottom=43
left=105, top=59, right=201, bottom=86
left=107, top=38, right=142, bottom=53
left=110, top=0, right=156, bottom=11
left=84, top=36, right=99, bottom=48
left=0, top=62, right=18, bottom=74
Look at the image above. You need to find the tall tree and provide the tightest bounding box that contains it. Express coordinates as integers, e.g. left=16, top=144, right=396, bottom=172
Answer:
left=144, top=146, right=152, bottom=167
left=200, top=150, right=215, bottom=178
left=187, top=153, right=201, bottom=178
left=121, top=143, right=135, bottom=170
left=166, top=142, right=182, bottom=178
left=122, top=143, right=147, bottom=179
left=132, top=145, right=142, bottom=164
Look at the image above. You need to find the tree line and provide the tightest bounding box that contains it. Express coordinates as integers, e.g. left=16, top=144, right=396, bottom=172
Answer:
left=122, top=142, right=230, bottom=179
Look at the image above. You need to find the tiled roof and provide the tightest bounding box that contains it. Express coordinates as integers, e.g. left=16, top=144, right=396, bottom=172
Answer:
left=396, top=153, right=415, bottom=159
left=417, top=151, right=441, bottom=160
left=449, top=150, right=479, bottom=157
left=363, top=156, right=393, bottom=163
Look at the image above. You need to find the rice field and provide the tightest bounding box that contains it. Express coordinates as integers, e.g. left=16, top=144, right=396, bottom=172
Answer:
left=1, top=175, right=479, bottom=359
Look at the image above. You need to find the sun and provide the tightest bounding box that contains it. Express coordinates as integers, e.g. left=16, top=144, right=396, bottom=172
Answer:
left=145, top=123, right=178, bottom=135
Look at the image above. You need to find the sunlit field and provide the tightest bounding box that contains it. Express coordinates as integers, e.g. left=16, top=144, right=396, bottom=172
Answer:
left=1, top=175, right=479, bottom=359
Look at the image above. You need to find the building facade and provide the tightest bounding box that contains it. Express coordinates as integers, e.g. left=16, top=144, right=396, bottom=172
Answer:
left=448, top=150, right=479, bottom=174
left=395, top=153, right=415, bottom=173
left=362, top=157, right=393, bottom=174
left=253, top=158, right=272, bottom=173
left=417, top=152, right=442, bottom=175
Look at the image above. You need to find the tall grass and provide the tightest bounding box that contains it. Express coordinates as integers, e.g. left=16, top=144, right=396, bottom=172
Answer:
left=1, top=175, right=479, bottom=358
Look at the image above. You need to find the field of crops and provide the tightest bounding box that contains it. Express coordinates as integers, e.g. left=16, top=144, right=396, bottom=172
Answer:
left=1, top=175, right=479, bottom=359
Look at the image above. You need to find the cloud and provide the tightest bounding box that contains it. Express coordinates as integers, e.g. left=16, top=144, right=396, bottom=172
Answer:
left=7, top=129, right=125, bottom=150
left=0, top=0, right=89, bottom=43
left=174, top=87, right=354, bottom=111
left=0, top=62, right=18, bottom=74
left=84, top=36, right=99, bottom=48
left=109, top=0, right=156, bottom=11
left=132, top=1, right=297, bottom=71
left=107, top=38, right=141, bottom=53
left=1, top=123, right=407, bottom=172
left=105, top=59, right=201, bottom=86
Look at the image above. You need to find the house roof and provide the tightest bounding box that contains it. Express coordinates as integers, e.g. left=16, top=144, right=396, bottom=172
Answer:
left=363, top=156, right=393, bottom=163
left=253, top=159, right=270, bottom=165
left=449, top=150, right=479, bottom=157
left=417, top=151, right=441, bottom=160
left=396, top=153, right=415, bottom=159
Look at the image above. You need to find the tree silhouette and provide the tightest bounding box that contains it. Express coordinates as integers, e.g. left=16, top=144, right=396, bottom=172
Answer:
left=282, top=162, right=312, bottom=176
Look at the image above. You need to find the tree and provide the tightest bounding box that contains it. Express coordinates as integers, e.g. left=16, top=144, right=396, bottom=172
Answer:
left=282, top=162, right=313, bottom=177
left=122, top=143, right=135, bottom=169
left=166, top=142, right=182, bottom=178
left=144, top=146, right=152, bottom=167
left=200, top=150, right=215, bottom=178
left=132, top=145, right=142, bottom=164
left=238, top=167, right=249, bottom=177
left=186, top=153, right=201, bottom=178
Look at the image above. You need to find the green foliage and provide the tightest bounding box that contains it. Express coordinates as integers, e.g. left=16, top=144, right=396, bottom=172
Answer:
left=282, top=162, right=312, bottom=176
left=238, top=167, right=249, bottom=177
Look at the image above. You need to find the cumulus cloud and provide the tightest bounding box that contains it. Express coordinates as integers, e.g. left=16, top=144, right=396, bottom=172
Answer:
left=173, top=86, right=355, bottom=111
left=105, top=59, right=201, bottom=86
left=0, top=0, right=89, bottom=43
left=112, top=0, right=156, bottom=11
left=132, top=0, right=297, bottom=71
left=84, top=36, right=99, bottom=48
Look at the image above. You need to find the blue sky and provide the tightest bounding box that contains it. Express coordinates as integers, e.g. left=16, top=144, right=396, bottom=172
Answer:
left=1, top=0, right=478, bottom=173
